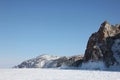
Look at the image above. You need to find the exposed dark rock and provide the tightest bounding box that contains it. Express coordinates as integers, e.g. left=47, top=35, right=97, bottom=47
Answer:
left=65, top=55, right=83, bottom=67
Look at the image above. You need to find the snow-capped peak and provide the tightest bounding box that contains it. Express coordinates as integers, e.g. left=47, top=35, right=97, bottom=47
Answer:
left=36, top=54, right=59, bottom=60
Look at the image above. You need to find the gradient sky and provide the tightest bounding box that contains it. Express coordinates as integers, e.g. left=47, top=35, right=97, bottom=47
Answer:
left=0, top=0, right=120, bottom=68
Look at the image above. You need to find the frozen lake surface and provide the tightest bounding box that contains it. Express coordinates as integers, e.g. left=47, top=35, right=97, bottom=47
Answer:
left=0, top=69, right=120, bottom=80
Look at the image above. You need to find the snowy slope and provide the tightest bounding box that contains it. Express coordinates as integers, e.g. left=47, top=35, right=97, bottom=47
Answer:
left=0, top=69, right=120, bottom=80
left=14, top=54, right=60, bottom=68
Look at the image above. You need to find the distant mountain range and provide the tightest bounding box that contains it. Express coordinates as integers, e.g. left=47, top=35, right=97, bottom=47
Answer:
left=14, top=54, right=83, bottom=68
left=14, top=21, right=120, bottom=71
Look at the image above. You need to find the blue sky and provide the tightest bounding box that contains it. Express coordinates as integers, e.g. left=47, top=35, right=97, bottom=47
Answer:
left=0, top=0, right=120, bottom=68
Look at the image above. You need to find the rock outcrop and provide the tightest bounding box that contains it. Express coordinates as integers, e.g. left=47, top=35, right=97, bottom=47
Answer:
left=84, top=21, right=120, bottom=68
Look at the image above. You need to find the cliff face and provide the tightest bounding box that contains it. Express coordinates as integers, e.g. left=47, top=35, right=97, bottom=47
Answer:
left=84, top=21, right=120, bottom=67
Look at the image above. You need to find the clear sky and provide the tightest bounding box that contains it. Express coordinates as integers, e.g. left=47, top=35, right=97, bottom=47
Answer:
left=0, top=0, right=120, bottom=68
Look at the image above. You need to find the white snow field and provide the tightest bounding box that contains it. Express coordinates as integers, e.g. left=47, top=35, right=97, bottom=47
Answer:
left=0, top=69, right=120, bottom=80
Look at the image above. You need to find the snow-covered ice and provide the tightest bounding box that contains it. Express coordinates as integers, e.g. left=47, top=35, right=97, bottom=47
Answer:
left=0, top=69, right=120, bottom=80
left=81, top=61, right=106, bottom=70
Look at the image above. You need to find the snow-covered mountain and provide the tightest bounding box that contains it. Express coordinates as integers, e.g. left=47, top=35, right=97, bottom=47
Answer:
left=14, top=54, right=60, bottom=68
left=14, top=54, right=83, bottom=68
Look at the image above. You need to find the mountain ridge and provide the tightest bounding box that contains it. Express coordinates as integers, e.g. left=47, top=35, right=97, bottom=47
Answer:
left=14, top=54, right=83, bottom=68
left=14, top=21, right=120, bottom=71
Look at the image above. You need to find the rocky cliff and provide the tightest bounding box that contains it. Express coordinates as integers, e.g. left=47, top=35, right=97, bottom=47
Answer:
left=83, top=21, right=120, bottom=69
